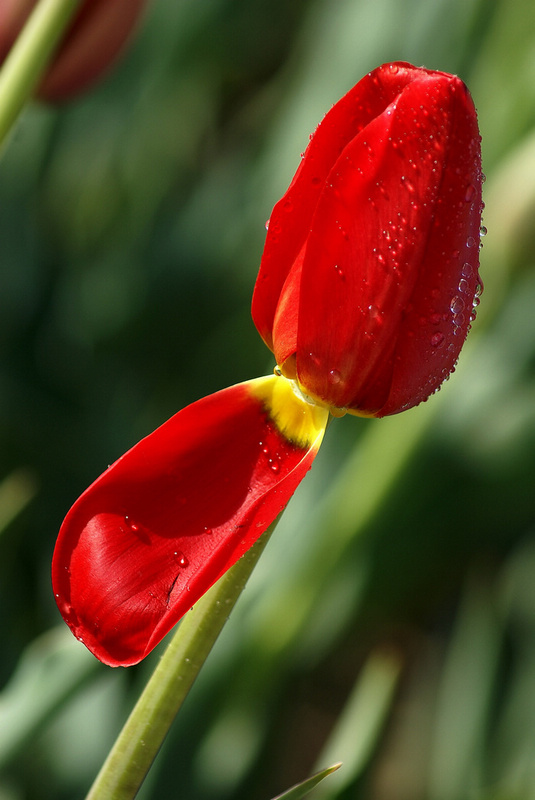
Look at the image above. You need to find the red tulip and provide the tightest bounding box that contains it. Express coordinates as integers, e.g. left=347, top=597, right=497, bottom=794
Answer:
left=253, top=61, right=483, bottom=416
left=0, top=0, right=148, bottom=103
left=52, top=63, right=483, bottom=666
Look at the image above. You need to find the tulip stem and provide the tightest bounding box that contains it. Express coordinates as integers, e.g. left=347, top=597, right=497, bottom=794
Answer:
left=0, top=0, right=82, bottom=152
left=84, top=522, right=277, bottom=800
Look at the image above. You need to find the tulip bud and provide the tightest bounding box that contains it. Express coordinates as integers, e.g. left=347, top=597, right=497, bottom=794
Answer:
left=252, top=62, right=483, bottom=417
left=0, top=0, right=148, bottom=103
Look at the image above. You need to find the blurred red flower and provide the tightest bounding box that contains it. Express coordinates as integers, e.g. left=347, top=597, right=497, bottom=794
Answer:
left=0, top=0, right=147, bottom=102
left=52, top=62, right=483, bottom=666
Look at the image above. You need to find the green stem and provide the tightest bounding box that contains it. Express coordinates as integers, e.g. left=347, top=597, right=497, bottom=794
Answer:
left=85, top=523, right=277, bottom=800
left=0, top=0, right=82, bottom=151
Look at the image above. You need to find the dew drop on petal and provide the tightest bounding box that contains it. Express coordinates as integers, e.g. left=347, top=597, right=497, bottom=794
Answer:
left=452, top=314, right=465, bottom=332
left=58, top=599, right=73, bottom=617
left=174, top=551, right=189, bottom=568
left=328, top=369, right=342, bottom=385
left=431, top=332, right=445, bottom=348
left=124, top=515, right=142, bottom=534
left=464, top=183, right=476, bottom=202
left=450, top=296, right=465, bottom=315
left=458, top=278, right=470, bottom=294
left=461, top=262, right=473, bottom=278
left=401, top=176, right=416, bottom=194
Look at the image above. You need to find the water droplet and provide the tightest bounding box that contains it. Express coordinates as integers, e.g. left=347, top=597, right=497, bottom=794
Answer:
left=328, top=369, right=342, bottom=385
left=174, top=551, right=189, bottom=568
left=461, top=262, right=472, bottom=278
left=269, top=460, right=280, bottom=474
left=464, top=184, right=476, bottom=202
left=471, top=281, right=483, bottom=317
left=480, top=225, right=487, bottom=237
left=203, top=527, right=213, bottom=535
left=265, top=219, right=270, bottom=230
left=458, top=278, right=470, bottom=294
left=367, top=305, right=383, bottom=329
left=452, top=313, right=465, bottom=332
left=401, top=176, right=416, bottom=193
left=431, top=332, right=445, bottom=347
left=57, top=598, right=73, bottom=617
left=334, top=264, right=345, bottom=279
left=467, top=236, right=476, bottom=248
left=450, top=296, right=465, bottom=315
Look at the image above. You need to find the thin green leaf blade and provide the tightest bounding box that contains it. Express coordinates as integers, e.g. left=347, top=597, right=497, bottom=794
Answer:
left=271, top=763, right=342, bottom=800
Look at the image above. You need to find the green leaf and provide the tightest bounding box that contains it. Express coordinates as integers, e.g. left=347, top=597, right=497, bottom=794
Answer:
left=0, top=627, right=98, bottom=768
left=270, top=763, right=342, bottom=800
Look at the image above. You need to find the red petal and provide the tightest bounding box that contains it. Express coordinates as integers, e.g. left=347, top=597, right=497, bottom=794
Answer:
left=251, top=62, right=429, bottom=351
left=52, top=377, right=327, bottom=666
left=295, top=66, right=482, bottom=414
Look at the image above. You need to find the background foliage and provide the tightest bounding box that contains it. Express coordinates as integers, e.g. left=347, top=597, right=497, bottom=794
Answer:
left=2, top=0, right=535, bottom=798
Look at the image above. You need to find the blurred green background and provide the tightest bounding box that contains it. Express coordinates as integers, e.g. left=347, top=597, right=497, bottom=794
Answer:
left=2, top=0, right=535, bottom=798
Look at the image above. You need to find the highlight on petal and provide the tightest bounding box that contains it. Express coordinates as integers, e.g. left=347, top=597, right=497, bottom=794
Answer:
left=52, top=376, right=328, bottom=667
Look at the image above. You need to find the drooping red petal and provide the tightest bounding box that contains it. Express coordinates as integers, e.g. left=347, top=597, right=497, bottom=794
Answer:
left=251, top=62, right=434, bottom=352
left=295, top=66, right=482, bottom=414
left=52, top=376, right=327, bottom=667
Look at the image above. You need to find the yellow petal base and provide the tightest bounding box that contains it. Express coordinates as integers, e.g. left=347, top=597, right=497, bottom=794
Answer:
left=251, top=375, right=329, bottom=449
